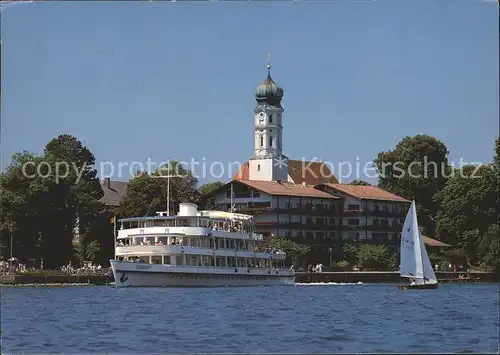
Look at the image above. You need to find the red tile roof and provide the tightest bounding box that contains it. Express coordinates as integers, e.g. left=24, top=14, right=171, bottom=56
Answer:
left=318, top=183, right=409, bottom=203
left=423, top=236, right=451, bottom=247
left=234, top=161, right=249, bottom=180
left=233, top=160, right=339, bottom=185
left=288, top=160, right=339, bottom=185
left=236, top=180, right=340, bottom=199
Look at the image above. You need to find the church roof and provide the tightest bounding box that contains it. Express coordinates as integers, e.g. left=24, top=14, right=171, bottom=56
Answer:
left=255, top=64, right=283, bottom=106
left=233, top=160, right=339, bottom=185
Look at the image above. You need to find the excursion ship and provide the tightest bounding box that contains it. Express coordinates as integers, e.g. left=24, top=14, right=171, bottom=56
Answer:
left=110, top=203, right=295, bottom=287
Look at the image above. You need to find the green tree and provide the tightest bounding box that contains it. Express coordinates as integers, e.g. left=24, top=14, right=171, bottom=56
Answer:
left=350, top=180, right=371, bottom=186
left=0, top=152, right=50, bottom=264
left=199, top=181, right=224, bottom=195
left=357, top=244, right=394, bottom=270
left=0, top=135, right=104, bottom=268
left=75, top=239, right=100, bottom=263
left=261, top=237, right=310, bottom=265
left=41, top=134, right=104, bottom=268
left=120, top=161, right=199, bottom=217
left=435, top=165, right=498, bottom=261
left=341, top=242, right=358, bottom=266
left=373, top=135, right=449, bottom=236
left=477, top=224, right=500, bottom=272
left=494, top=138, right=500, bottom=166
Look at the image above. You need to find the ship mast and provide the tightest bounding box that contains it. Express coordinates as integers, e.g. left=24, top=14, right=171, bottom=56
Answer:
left=230, top=183, right=234, bottom=227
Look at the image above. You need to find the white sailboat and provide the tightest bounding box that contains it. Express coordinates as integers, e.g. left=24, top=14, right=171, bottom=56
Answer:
left=398, top=200, right=438, bottom=290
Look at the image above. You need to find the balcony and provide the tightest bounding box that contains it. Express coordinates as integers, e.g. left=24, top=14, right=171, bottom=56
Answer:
left=367, top=224, right=402, bottom=231
left=276, top=207, right=338, bottom=216
left=274, top=222, right=337, bottom=230
left=340, top=210, right=365, bottom=217
left=234, top=204, right=274, bottom=213
left=369, top=210, right=407, bottom=217
left=338, top=224, right=365, bottom=231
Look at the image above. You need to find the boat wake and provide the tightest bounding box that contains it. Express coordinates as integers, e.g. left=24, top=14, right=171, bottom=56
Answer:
left=296, top=281, right=364, bottom=286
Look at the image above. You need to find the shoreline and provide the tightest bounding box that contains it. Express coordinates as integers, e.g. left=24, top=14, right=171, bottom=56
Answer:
left=0, top=271, right=497, bottom=287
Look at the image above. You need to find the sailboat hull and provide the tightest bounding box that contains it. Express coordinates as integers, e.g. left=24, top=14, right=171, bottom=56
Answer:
left=398, top=283, right=438, bottom=290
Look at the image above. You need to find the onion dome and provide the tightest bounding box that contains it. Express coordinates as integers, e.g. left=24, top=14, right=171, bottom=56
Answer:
left=255, top=63, right=284, bottom=106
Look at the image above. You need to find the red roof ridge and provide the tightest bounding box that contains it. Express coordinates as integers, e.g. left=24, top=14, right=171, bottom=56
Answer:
left=318, top=183, right=409, bottom=202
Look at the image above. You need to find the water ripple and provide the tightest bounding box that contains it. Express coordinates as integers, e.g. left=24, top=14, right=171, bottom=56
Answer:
left=1, top=284, right=499, bottom=353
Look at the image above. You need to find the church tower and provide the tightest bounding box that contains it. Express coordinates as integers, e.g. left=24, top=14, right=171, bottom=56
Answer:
left=248, top=61, right=289, bottom=182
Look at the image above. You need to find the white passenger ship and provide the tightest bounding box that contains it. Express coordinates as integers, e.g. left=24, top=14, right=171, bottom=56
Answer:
left=110, top=203, right=295, bottom=287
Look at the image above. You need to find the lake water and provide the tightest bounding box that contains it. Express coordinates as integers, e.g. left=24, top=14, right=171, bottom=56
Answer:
left=1, top=283, right=499, bottom=353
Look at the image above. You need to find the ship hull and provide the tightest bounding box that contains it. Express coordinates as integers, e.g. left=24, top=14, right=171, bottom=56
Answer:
left=110, top=260, right=295, bottom=287
left=398, top=283, right=438, bottom=290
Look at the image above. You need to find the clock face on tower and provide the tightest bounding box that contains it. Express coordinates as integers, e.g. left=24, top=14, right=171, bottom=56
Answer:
left=257, top=112, right=265, bottom=125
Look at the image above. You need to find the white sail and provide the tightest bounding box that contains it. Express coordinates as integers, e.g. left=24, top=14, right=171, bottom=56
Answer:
left=420, top=229, right=438, bottom=283
left=400, top=201, right=424, bottom=279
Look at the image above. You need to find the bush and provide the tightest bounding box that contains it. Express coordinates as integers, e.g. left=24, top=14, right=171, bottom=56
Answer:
left=332, top=260, right=350, bottom=271
left=357, top=244, right=393, bottom=271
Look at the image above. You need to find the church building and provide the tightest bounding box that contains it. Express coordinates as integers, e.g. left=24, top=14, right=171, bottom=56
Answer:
left=203, top=62, right=417, bottom=266
left=233, top=62, right=338, bottom=185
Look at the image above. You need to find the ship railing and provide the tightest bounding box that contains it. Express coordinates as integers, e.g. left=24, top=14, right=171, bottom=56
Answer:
left=115, top=244, right=285, bottom=254
left=250, top=233, right=264, bottom=241
left=113, top=260, right=293, bottom=272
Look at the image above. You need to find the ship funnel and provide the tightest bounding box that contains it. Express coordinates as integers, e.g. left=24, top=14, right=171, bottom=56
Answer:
left=178, top=203, right=198, bottom=217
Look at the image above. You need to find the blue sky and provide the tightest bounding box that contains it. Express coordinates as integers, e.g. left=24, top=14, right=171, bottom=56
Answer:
left=1, top=0, right=498, bottom=184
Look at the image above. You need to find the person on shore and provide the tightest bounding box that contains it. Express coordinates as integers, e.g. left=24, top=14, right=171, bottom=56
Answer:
left=315, top=263, right=323, bottom=273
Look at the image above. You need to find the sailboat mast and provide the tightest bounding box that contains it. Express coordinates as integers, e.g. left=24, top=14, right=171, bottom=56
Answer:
left=419, top=231, right=426, bottom=284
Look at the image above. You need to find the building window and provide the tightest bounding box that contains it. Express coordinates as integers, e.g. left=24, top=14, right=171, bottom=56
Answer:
left=269, top=136, right=273, bottom=147
left=269, top=114, right=272, bottom=123
left=260, top=136, right=263, bottom=147
left=348, top=219, right=359, bottom=226
left=347, top=204, right=360, bottom=211
left=257, top=164, right=260, bottom=171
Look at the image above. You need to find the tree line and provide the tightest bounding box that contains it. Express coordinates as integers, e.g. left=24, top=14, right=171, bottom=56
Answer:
left=0, top=133, right=498, bottom=272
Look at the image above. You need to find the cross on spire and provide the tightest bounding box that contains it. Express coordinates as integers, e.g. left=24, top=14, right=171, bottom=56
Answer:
left=266, top=52, right=271, bottom=73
